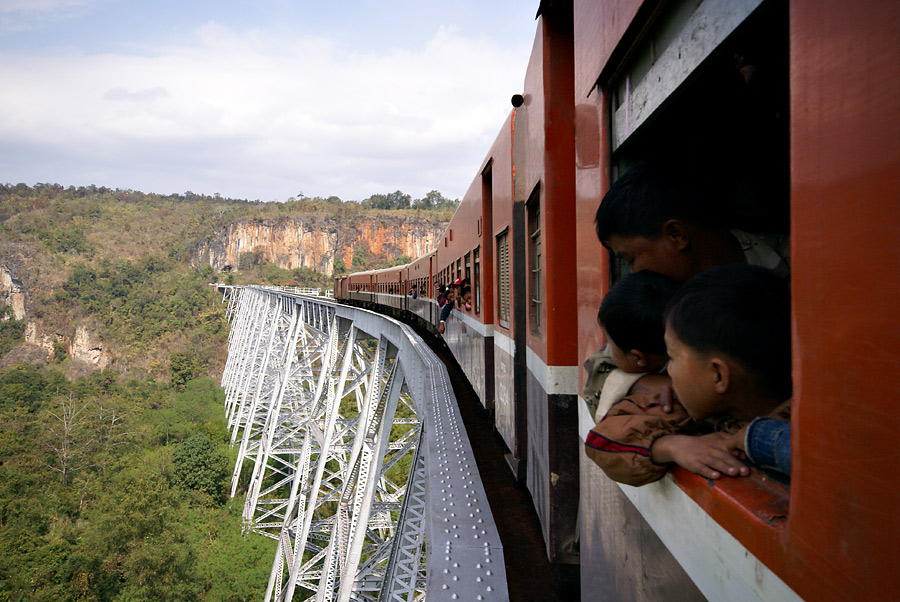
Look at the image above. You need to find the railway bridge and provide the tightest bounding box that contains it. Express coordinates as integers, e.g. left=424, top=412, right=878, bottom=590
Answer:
left=218, top=285, right=509, bottom=602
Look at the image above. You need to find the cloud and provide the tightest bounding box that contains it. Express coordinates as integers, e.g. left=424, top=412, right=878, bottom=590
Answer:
left=0, top=0, right=96, bottom=34
left=104, top=87, right=170, bottom=102
left=0, top=19, right=529, bottom=201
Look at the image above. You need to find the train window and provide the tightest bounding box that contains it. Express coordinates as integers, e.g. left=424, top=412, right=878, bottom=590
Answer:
left=464, top=252, right=471, bottom=283
left=497, top=230, right=510, bottom=329
left=608, top=0, right=789, bottom=284
left=527, top=186, right=542, bottom=336
left=456, top=259, right=462, bottom=282
left=473, top=247, right=481, bottom=314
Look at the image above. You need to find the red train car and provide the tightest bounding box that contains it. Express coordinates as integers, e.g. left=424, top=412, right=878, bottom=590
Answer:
left=405, top=250, right=437, bottom=324
left=433, top=167, right=497, bottom=414
left=337, top=0, right=900, bottom=599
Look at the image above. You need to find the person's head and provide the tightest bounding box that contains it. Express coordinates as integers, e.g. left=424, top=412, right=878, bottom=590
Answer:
left=461, top=285, right=472, bottom=305
left=598, top=270, right=679, bottom=373
left=664, top=264, right=791, bottom=421
left=594, top=160, right=728, bottom=283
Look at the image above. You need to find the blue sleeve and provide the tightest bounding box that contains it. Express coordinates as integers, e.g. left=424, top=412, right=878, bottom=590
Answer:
left=744, top=418, right=791, bottom=475
left=439, top=302, right=453, bottom=322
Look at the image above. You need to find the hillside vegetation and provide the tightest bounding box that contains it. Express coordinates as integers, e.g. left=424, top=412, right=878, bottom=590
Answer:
left=0, top=182, right=454, bottom=601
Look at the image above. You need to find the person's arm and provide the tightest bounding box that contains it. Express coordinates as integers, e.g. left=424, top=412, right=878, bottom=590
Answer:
left=728, top=418, right=791, bottom=475
left=584, top=390, right=692, bottom=486
left=650, top=433, right=750, bottom=480
left=438, top=302, right=453, bottom=334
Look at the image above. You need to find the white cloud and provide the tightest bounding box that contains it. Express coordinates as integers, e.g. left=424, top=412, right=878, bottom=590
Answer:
left=0, top=19, right=529, bottom=201
left=0, top=0, right=96, bottom=33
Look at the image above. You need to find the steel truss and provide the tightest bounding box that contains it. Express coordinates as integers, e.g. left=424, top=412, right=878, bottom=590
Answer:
left=219, top=286, right=509, bottom=602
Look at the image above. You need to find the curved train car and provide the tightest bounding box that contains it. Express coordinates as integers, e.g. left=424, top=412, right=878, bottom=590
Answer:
left=404, top=250, right=436, bottom=324
left=337, top=0, right=900, bottom=599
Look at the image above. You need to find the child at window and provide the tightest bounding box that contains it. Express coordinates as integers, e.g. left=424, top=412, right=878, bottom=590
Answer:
left=438, top=286, right=456, bottom=335
left=585, top=264, right=791, bottom=485
left=582, top=270, right=679, bottom=421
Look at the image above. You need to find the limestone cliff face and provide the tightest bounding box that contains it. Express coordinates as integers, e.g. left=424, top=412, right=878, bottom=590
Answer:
left=0, top=265, right=26, bottom=321
left=193, top=214, right=445, bottom=275
left=2, top=263, right=113, bottom=369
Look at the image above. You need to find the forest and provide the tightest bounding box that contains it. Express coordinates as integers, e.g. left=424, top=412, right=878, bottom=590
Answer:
left=0, top=182, right=453, bottom=600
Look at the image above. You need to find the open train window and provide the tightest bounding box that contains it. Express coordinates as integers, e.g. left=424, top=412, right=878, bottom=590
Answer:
left=602, top=0, right=792, bottom=518
left=607, top=0, right=789, bottom=284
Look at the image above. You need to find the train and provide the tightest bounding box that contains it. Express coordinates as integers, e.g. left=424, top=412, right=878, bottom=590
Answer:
left=335, top=0, right=900, bottom=600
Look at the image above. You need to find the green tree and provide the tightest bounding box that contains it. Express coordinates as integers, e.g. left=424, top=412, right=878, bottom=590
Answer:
left=172, top=434, right=228, bottom=503
left=412, top=189, right=459, bottom=211
left=362, top=190, right=412, bottom=210
left=0, top=363, right=50, bottom=412
left=169, top=353, right=202, bottom=392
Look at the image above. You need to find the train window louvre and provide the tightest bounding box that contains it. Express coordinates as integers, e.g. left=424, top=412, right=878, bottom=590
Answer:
left=465, top=252, right=471, bottom=284
left=527, top=188, right=542, bottom=336
left=497, top=230, right=510, bottom=329
left=474, top=247, right=481, bottom=315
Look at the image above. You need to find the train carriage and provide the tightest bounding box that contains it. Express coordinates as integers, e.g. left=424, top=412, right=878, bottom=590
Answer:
left=406, top=250, right=437, bottom=324
left=336, top=0, right=900, bottom=599
left=434, top=172, right=496, bottom=414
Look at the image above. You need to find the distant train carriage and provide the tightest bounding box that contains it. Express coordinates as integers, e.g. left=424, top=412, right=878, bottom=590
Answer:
left=336, top=0, right=900, bottom=600
left=407, top=250, right=437, bottom=324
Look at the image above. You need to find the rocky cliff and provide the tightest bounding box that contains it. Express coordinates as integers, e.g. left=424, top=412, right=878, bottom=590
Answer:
left=0, top=265, right=26, bottom=321
left=192, top=214, right=445, bottom=275
left=1, top=264, right=113, bottom=369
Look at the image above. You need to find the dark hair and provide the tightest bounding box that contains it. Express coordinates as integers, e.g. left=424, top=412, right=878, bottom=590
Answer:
left=598, top=270, right=679, bottom=355
left=594, top=159, right=725, bottom=248
left=665, top=264, right=791, bottom=400
left=461, top=285, right=472, bottom=296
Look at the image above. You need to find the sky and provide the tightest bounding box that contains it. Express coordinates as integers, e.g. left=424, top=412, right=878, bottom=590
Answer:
left=0, top=0, right=539, bottom=202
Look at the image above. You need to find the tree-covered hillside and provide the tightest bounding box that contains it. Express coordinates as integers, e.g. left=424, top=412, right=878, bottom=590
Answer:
left=0, top=365, right=273, bottom=601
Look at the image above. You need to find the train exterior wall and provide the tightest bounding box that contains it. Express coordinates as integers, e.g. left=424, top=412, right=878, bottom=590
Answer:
left=515, top=5, right=581, bottom=565
left=787, top=0, right=900, bottom=599
left=480, top=115, right=521, bottom=458
left=436, top=160, right=493, bottom=411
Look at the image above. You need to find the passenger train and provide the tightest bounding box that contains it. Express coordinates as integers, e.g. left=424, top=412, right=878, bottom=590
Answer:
left=335, top=0, right=900, bottom=599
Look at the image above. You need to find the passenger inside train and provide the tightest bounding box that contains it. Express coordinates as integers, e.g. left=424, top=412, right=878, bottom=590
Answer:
left=438, top=285, right=456, bottom=334
left=594, top=158, right=789, bottom=284
left=460, top=285, right=472, bottom=311
left=585, top=264, right=792, bottom=485
left=582, top=270, right=679, bottom=421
